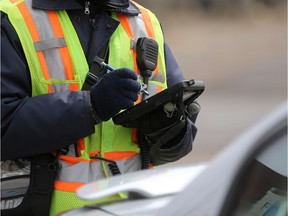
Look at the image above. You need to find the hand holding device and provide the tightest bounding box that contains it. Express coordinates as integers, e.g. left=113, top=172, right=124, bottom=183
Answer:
left=90, top=68, right=141, bottom=121
left=112, top=79, right=205, bottom=127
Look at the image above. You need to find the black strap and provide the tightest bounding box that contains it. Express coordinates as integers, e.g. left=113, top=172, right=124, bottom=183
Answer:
left=82, top=41, right=110, bottom=91
left=29, top=154, right=56, bottom=216
left=1, top=154, right=56, bottom=216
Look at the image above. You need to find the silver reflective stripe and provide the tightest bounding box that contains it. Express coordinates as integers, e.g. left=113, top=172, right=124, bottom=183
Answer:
left=57, top=159, right=105, bottom=182
left=146, top=83, right=159, bottom=99
left=24, top=0, right=66, bottom=81
left=128, top=13, right=147, bottom=41
left=105, top=154, right=141, bottom=177
left=57, top=154, right=141, bottom=183
left=52, top=83, right=70, bottom=92
left=34, top=38, right=66, bottom=51
left=152, top=71, right=165, bottom=83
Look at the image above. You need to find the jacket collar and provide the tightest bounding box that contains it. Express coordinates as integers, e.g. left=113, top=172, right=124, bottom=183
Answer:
left=32, top=0, right=140, bottom=16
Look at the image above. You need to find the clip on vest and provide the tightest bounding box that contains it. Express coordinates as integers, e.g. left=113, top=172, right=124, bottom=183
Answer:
left=85, top=72, right=99, bottom=86
left=82, top=41, right=109, bottom=91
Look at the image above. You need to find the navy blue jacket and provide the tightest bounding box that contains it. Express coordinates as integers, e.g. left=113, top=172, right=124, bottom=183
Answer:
left=1, top=0, right=198, bottom=161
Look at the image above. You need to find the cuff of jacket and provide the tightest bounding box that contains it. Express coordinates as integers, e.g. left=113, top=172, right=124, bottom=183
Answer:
left=86, top=91, right=103, bottom=125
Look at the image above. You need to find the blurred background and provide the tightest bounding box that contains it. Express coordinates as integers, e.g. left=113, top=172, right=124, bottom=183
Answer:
left=137, top=0, right=287, bottom=164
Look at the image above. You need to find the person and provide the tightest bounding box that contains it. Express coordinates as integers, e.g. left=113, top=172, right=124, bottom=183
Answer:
left=1, top=0, right=200, bottom=215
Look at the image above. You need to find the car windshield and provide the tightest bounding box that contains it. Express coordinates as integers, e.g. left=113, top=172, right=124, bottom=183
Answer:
left=230, top=132, right=287, bottom=216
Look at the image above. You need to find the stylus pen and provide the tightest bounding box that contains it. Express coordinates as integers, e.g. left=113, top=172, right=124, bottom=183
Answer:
left=101, top=62, right=115, bottom=72
left=102, top=62, right=149, bottom=96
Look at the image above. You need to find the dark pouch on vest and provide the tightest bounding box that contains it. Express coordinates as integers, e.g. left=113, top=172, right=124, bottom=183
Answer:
left=1, top=154, right=56, bottom=216
left=148, top=119, right=194, bottom=166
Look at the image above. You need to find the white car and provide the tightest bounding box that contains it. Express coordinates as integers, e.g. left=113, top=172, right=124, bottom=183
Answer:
left=60, top=101, right=287, bottom=216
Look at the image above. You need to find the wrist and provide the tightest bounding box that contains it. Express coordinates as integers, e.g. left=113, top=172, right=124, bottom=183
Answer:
left=88, top=91, right=103, bottom=125
left=90, top=104, right=103, bottom=125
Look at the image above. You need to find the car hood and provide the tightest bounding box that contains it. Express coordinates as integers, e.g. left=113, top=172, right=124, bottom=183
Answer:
left=60, top=163, right=206, bottom=216
left=76, top=163, right=207, bottom=201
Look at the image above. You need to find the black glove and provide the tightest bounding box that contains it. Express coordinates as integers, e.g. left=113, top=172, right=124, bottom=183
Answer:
left=90, top=68, right=141, bottom=121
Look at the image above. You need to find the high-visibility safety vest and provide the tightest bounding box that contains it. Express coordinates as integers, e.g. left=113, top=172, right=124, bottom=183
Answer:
left=1, top=0, right=167, bottom=215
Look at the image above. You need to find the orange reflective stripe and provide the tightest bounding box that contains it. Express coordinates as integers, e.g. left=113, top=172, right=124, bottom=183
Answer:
left=135, top=94, right=141, bottom=104
left=116, top=13, right=138, bottom=74
left=89, top=149, right=100, bottom=157
left=58, top=155, right=97, bottom=165
left=17, top=2, right=39, bottom=41
left=157, top=85, right=163, bottom=93
left=48, top=85, right=53, bottom=93
left=48, top=11, right=78, bottom=91
left=131, top=128, right=138, bottom=144
left=54, top=180, right=84, bottom=192
left=76, top=138, right=86, bottom=155
left=136, top=5, right=155, bottom=38
left=17, top=1, right=51, bottom=92
left=58, top=151, right=137, bottom=165
left=117, top=13, right=134, bottom=39
left=69, top=83, right=79, bottom=91
left=104, top=151, right=138, bottom=161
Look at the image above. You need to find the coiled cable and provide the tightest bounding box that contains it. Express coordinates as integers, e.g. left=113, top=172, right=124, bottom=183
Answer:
left=137, top=128, right=150, bottom=169
left=89, top=156, right=121, bottom=176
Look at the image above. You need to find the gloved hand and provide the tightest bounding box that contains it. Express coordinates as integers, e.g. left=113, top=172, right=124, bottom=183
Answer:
left=138, top=104, right=187, bottom=158
left=139, top=104, right=183, bottom=135
left=90, top=68, right=141, bottom=121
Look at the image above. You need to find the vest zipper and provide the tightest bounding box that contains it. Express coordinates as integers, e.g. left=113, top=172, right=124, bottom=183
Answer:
left=84, top=2, right=90, bottom=15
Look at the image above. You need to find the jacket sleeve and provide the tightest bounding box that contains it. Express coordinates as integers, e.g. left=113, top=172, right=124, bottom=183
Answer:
left=1, top=14, right=95, bottom=160
left=149, top=43, right=200, bottom=166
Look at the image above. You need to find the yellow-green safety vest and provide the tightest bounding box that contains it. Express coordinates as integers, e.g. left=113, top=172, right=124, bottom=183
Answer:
left=0, top=0, right=167, bottom=214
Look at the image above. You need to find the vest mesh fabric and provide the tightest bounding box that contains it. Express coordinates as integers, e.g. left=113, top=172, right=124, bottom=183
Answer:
left=50, top=190, right=121, bottom=216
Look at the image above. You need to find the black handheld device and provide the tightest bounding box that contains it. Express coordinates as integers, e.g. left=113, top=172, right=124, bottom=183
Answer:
left=112, top=79, right=205, bottom=128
